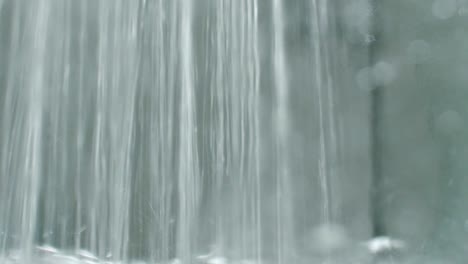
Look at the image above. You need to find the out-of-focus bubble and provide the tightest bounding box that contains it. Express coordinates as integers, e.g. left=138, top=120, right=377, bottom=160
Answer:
left=434, top=110, right=464, bottom=137
left=459, top=6, right=468, bottom=16
left=356, top=61, right=398, bottom=91
left=305, top=223, right=350, bottom=254
left=372, top=61, right=397, bottom=86
left=464, top=220, right=468, bottom=232
left=432, top=0, right=458, bottom=20
left=407, top=40, right=431, bottom=64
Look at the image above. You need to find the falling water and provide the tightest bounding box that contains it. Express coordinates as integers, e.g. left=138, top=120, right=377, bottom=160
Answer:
left=0, top=0, right=377, bottom=263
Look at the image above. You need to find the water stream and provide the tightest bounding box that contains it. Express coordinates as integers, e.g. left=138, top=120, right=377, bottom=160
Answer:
left=0, top=0, right=393, bottom=263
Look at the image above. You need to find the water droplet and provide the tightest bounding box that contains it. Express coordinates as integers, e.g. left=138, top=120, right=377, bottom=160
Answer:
left=434, top=110, right=464, bottom=137
left=432, top=0, right=458, bottom=20
left=372, top=61, right=396, bottom=86
left=407, top=40, right=431, bottom=64
left=458, top=7, right=468, bottom=15
left=464, top=220, right=468, bottom=232
left=306, top=223, right=349, bottom=253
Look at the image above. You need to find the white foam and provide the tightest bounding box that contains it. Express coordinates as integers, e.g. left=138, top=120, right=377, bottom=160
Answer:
left=47, top=253, right=81, bottom=264
left=76, top=249, right=99, bottom=262
left=36, top=245, right=60, bottom=255
left=206, top=257, right=227, bottom=264
left=364, top=236, right=406, bottom=254
left=170, top=258, right=182, bottom=264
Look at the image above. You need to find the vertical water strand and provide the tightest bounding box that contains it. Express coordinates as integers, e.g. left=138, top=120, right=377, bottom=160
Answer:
left=213, top=0, right=227, bottom=255
left=41, top=0, right=58, bottom=246
left=40, top=0, right=72, bottom=249
left=244, top=0, right=262, bottom=261
left=310, top=0, right=332, bottom=223
left=210, top=0, right=263, bottom=259
left=147, top=0, right=174, bottom=261
left=142, top=0, right=180, bottom=260
left=272, top=0, right=294, bottom=262
left=239, top=0, right=258, bottom=258
left=92, top=1, right=110, bottom=256
left=234, top=0, right=245, bottom=258
left=177, top=0, right=200, bottom=261
left=108, top=1, right=138, bottom=260
left=214, top=0, right=231, bottom=257
left=108, top=2, right=122, bottom=257
left=226, top=0, right=240, bottom=255
left=219, top=0, right=242, bottom=256
left=228, top=0, right=246, bottom=257
left=152, top=0, right=163, bottom=260
left=20, top=0, right=48, bottom=261
left=79, top=0, right=100, bottom=256
left=133, top=0, right=152, bottom=259
left=131, top=0, right=150, bottom=259
left=319, top=0, right=341, bottom=222
left=74, top=0, right=88, bottom=252
left=0, top=1, right=23, bottom=254
left=146, top=0, right=159, bottom=259
left=241, top=0, right=263, bottom=260
left=162, top=1, right=180, bottom=259
left=159, top=0, right=176, bottom=260
left=251, top=0, right=262, bottom=261
left=237, top=0, right=248, bottom=258
left=57, top=0, right=73, bottom=249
